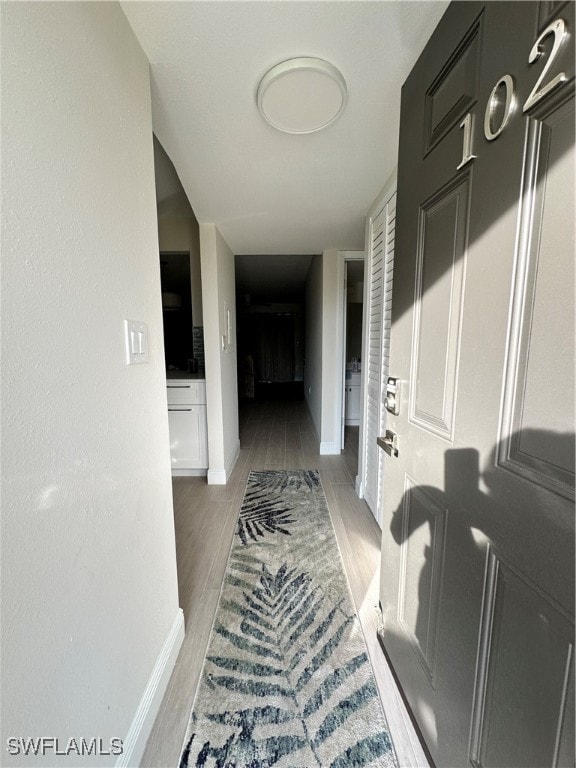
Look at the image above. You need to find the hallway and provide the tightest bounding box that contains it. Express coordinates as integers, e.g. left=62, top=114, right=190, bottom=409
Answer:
left=142, top=399, right=427, bottom=767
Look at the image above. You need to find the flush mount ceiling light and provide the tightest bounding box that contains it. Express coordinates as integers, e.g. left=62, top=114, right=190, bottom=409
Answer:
left=257, top=57, right=347, bottom=134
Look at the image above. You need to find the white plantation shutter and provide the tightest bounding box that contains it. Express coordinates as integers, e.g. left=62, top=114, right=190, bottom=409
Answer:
left=363, top=191, right=396, bottom=523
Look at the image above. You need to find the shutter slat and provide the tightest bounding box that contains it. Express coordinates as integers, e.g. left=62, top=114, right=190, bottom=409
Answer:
left=363, top=190, right=396, bottom=519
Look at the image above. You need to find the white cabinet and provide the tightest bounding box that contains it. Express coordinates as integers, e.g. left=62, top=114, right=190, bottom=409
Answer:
left=167, top=379, right=207, bottom=474
left=344, top=372, right=361, bottom=426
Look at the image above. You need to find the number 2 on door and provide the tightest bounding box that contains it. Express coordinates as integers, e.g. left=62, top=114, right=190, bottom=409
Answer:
left=457, top=16, right=568, bottom=169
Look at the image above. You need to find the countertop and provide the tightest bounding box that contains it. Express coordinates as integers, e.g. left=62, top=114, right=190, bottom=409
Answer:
left=166, top=370, right=206, bottom=381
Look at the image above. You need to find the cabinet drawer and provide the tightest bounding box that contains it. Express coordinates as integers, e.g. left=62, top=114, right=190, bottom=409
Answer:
left=166, top=380, right=206, bottom=404
left=345, top=384, right=361, bottom=421
left=167, top=405, right=208, bottom=469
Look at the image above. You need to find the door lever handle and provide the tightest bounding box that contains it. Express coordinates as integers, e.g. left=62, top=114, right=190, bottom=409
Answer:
left=377, top=430, right=399, bottom=457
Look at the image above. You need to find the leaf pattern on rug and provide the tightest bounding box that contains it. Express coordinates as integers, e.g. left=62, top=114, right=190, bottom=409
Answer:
left=246, top=469, right=321, bottom=494
left=236, top=492, right=295, bottom=546
left=236, top=470, right=321, bottom=546
left=236, top=470, right=309, bottom=545
left=181, top=556, right=393, bottom=767
left=180, top=470, right=397, bottom=768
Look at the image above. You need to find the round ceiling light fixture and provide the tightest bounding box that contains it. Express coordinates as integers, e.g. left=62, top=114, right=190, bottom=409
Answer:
left=257, top=57, right=347, bottom=134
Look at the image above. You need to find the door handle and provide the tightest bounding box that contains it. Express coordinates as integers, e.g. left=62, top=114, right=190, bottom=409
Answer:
left=377, top=430, right=399, bottom=457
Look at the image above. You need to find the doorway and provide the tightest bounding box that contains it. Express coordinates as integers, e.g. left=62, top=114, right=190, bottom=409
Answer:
left=237, top=306, right=304, bottom=401
left=235, top=254, right=312, bottom=405
left=342, top=258, right=365, bottom=460
left=160, top=252, right=194, bottom=371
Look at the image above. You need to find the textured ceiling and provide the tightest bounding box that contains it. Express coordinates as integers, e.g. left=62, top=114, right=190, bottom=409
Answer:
left=122, top=1, right=448, bottom=255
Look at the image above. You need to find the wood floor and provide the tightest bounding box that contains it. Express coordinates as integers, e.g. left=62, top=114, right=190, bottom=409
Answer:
left=141, top=398, right=427, bottom=768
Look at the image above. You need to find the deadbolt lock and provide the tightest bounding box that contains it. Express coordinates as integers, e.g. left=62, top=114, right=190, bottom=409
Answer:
left=385, top=377, right=401, bottom=415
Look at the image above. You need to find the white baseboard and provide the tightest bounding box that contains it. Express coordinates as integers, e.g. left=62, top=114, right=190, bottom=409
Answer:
left=320, top=441, right=340, bottom=455
left=355, top=475, right=363, bottom=497
left=172, top=468, right=207, bottom=477
left=207, top=468, right=227, bottom=485
left=207, top=440, right=240, bottom=485
left=115, top=609, right=184, bottom=768
left=304, top=400, right=321, bottom=446
left=226, top=439, right=240, bottom=477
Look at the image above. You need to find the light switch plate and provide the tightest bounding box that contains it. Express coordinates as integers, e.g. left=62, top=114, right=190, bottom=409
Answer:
left=125, top=320, right=149, bottom=364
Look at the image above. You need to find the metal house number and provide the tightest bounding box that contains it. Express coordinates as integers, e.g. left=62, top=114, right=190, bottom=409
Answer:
left=484, top=74, right=516, bottom=141
left=458, top=16, right=568, bottom=169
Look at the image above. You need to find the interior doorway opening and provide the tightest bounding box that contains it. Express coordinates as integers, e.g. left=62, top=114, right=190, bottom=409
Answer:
left=235, top=254, right=313, bottom=404
left=342, top=257, right=365, bottom=479
left=237, top=305, right=304, bottom=401
left=336, top=255, right=365, bottom=458
left=343, top=259, right=365, bottom=417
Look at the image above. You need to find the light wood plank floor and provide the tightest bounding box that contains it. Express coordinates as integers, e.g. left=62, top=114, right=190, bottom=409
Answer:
left=141, top=399, right=427, bottom=768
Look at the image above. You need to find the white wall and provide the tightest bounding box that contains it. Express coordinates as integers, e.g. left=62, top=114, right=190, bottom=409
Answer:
left=306, top=249, right=364, bottom=455
left=304, top=254, right=323, bottom=440
left=1, top=3, right=182, bottom=765
left=199, top=223, right=240, bottom=484
left=320, top=249, right=346, bottom=455
left=304, top=249, right=346, bottom=453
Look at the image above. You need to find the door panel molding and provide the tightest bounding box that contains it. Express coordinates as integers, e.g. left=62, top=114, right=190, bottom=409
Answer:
left=398, top=477, right=447, bottom=686
left=410, top=174, right=470, bottom=440
left=538, top=1, right=570, bottom=33
left=498, top=94, right=575, bottom=500
left=470, top=547, right=575, bottom=768
left=424, top=12, right=483, bottom=154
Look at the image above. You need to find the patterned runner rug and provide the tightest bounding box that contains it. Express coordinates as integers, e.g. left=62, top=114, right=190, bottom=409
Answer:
left=179, top=469, right=398, bottom=768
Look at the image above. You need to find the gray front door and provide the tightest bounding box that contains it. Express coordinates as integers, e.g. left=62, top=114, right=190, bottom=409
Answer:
left=380, top=3, right=575, bottom=766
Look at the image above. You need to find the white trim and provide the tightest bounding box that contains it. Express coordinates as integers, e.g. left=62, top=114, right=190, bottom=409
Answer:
left=225, top=439, right=241, bottom=478
left=334, top=250, right=364, bottom=461
left=171, top=468, right=207, bottom=477
left=320, top=441, right=340, bottom=455
left=116, top=609, right=185, bottom=768
left=334, top=251, right=347, bottom=453
left=305, top=399, right=321, bottom=446
left=207, top=439, right=240, bottom=485
left=340, top=253, right=347, bottom=452
left=207, top=468, right=227, bottom=484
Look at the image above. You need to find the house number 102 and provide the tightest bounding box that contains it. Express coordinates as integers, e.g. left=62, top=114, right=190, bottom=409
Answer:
left=458, top=17, right=568, bottom=169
